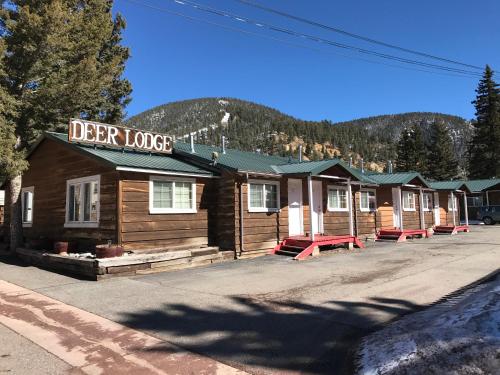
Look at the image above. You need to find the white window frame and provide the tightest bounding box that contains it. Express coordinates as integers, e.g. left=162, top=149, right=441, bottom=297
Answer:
left=65, top=175, right=101, bottom=228
left=247, top=179, right=280, bottom=213
left=448, top=194, right=458, bottom=212
left=467, top=195, right=483, bottom=208
left=402, top=191, right=416, bottom=211
left=359, top=189, right=377, bottom=212
left=149, top=176, right=197, bottom=214
left=21, top=186, right=34, bottom=227
left=422, top=193, right=432, bottom=211
left=327, top=185, right=349, bottom=212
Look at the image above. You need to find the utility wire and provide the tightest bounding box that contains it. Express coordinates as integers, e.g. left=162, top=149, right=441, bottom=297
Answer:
left=234, top=0, right=489, bottom=72
left=169, top=0, right=482, bottom=77
left=123, top=0, right=478, bottom=79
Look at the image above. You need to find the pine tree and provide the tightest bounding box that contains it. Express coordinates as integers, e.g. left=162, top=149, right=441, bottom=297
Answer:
left=468, top=65, right=500, bottom=178
left=395, top=124, right=427, bottom=173
left=426, top=121, right=457, bottom=180
left=1, top=0, right=132, bottom=250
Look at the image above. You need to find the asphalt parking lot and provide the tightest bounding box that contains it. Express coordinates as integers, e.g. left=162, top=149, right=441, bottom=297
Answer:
left=1, top=226, right=499, bottom=374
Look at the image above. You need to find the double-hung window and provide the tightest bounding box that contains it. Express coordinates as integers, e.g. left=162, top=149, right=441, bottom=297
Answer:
left=422, top=193, right=432, bottom=211
left=467, top=195, right=483, bottom=207
left=448, top=194, right=458, bottom=211
left=149, top=177, right=196, bottom=214
left=402, top=191, right=416, bottom=211
left=248, top=180, right=279, bottom=212
left=65, top=175, right=100, bottom=227
left=21, top=186, right=34, bottom=227
left=360, top=190, right=376, bottom=212
left=327, top=186, right=348, bottom=211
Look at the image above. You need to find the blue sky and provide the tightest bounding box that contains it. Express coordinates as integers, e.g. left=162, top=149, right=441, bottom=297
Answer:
left=115, top=0, right=500, bottom=122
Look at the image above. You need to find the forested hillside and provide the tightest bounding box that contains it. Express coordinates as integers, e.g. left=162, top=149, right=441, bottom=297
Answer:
left=126, top=97, right=472, bottom=171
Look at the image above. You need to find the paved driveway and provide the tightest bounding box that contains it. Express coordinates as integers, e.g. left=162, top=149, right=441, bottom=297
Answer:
left=1, top=226, right=499, bottom=374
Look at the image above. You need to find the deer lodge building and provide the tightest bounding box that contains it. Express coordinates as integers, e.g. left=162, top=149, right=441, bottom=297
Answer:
left=8, top=119, right=479, bottom=276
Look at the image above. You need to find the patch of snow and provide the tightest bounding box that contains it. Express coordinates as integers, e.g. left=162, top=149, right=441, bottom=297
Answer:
left=357, top=276, right=500, bottom=374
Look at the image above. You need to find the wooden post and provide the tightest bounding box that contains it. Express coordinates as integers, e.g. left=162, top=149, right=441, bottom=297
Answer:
left=486, top=191, right=490, bottom=206
left=463, top=192, right=469, bottom=226
left=398, top=187, right=404, bottom=230
left=308, top=175, right=314, bottom=241
left=347, top=179, right=354, bottom=250
left=116, top=178, right=123, bottom=245
left=419, top=187, right=425, bottom=230
left=451, top=192, right=456, bottom=226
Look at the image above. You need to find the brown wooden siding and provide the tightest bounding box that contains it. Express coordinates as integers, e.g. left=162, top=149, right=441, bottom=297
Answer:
left=21, top=138, right=117, bottom=249
left=401, top=188, right=422, bottom=230
left=438, top=191, right=460, bottom=225
left=353, top=189, right=377, bottom=238
left=234, top=176, right=286, bottom=259
left=376, top=186, right=395, bottom=229
left=119, top=172, right=217, bottom=250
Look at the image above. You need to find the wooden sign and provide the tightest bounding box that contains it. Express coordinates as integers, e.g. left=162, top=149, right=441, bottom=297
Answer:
left=68, top=119, right=172, bottom=154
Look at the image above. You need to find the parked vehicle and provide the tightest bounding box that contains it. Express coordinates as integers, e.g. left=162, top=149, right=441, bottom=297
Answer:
left=477, top=206, right=500, bottom=225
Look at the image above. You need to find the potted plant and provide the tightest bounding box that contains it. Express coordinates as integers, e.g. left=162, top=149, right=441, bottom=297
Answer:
left=95, top=241, right=124, bottom=259
left=53, top=241, right=69, bottom=255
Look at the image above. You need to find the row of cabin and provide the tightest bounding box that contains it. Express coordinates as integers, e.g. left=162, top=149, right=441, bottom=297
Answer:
left=0, top=131, right=496, bottom=258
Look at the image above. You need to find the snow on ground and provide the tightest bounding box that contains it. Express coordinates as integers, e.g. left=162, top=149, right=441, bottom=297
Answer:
left=357, top=275, right=500, bottom=375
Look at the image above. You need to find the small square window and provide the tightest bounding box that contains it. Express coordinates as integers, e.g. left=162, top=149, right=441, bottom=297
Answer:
left=248, top=180, right=280, bottom=212
left=149, top=177, right=196, bottom=214
left=402, top=191, right=416, bottom=211
left=65, top=175, right=100, bottom=228
left=360, top=190, right=376, bottom=212
left=328, top=186, right=348, bottom=211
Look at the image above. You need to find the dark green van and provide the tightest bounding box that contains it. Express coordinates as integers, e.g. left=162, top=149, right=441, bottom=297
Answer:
left=477, top=206, right=500, bottom=225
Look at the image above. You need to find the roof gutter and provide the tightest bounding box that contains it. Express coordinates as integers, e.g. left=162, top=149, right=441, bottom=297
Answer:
left=115, top=166, right=219, bottom=178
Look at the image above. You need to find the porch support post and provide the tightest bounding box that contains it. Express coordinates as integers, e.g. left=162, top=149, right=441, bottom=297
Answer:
left=463, top=192, right=469, bottom=226
left=398, top=186, right=404, bottom=230
left=419, top=187, right=425, bottom=230
left=451, top=191, right=456, bottom=226
left=307, top=174, right=314, bottom=241
left=347, top=178, right=354, bottom=237
left=486, top=191, right=490, bottom=206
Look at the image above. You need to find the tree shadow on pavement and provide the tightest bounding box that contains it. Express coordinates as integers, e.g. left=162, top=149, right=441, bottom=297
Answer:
left=120, top=295, right=422, bottom=374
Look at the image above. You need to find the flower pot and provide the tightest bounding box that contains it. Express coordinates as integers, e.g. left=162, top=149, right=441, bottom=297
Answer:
left=53, top=241, right=69, bottom=255
left=95, top=245, right=124, bottom=259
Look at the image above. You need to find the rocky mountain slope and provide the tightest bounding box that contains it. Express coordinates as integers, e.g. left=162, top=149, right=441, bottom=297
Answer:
left=126, top=97, right=472, bottom=171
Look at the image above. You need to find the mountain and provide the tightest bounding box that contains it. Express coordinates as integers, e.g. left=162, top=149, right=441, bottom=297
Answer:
left=125, top=97, right=472, bottom=172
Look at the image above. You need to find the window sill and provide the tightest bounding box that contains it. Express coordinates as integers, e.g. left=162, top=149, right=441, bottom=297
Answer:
left=327, top=208, right=349, bottom=212
left=248, top=208, right=280, bottom=213
left=360, top=209, right=376, bottom=213
left=403, top=208, right=416, bottom=212
left=64, top=222, right=99, bottom=228
left=22, top=223, right=32, bottom=228
left=149, top=209, right=197, bottom=214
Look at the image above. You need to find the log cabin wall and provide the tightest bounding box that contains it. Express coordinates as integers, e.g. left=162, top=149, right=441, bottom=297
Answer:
left=216, top=172, right=236, bottom=252
left=119, top=171, right=217, bottom=250
left=438, top=191, right=459, bottom=225
left=21, top=138, right=118, bottom=248
left=401, top=188, right=422, bottom=230
left=235, top=176, right=287, bottom=259
left=375, top=186, right=395, bottom=229
left=353, top=188, right=377, bottom=239
left=321, top=179, right=350, bottom=236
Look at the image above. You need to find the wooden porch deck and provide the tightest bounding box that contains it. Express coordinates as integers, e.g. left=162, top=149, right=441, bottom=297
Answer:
left=271, top=234, right=365, bottom=260
left=433, top=225, right=470, bottom=235
left=376, top=228, right=430, bottom=242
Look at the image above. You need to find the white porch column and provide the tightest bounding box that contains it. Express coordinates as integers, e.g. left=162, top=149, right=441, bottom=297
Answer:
left=451, top=191, right=456, bottom=226
left=419, top=187, right=425, bottom=230
left=398, top=187, right=404, bottom=230
left=463, top=192, right=469, bottom=226
left=307, top=174, right=314, bottom=241
left=347, top=178, right=354, bottom=237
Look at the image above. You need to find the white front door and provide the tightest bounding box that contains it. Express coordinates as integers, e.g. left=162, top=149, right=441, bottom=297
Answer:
left=434, top=192, right=441, bottom=225
left=311, top=180, right=323, bottom=234
left=392, top=187, right=401, bottom=229
left=288, top=179, right=303, bottom=236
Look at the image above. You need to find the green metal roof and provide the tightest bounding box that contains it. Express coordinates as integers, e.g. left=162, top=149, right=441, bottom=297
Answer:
left=276, top=159, right=369, bottom=181
left=44, top=132, right=214, bottom=176
left=465, top=179, right=500, bottom=192
left=364, top=172, right=431, bottom=187
left=429, top=181, right=467, bottom=191
left=174, top=141, right=294, bottom=174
